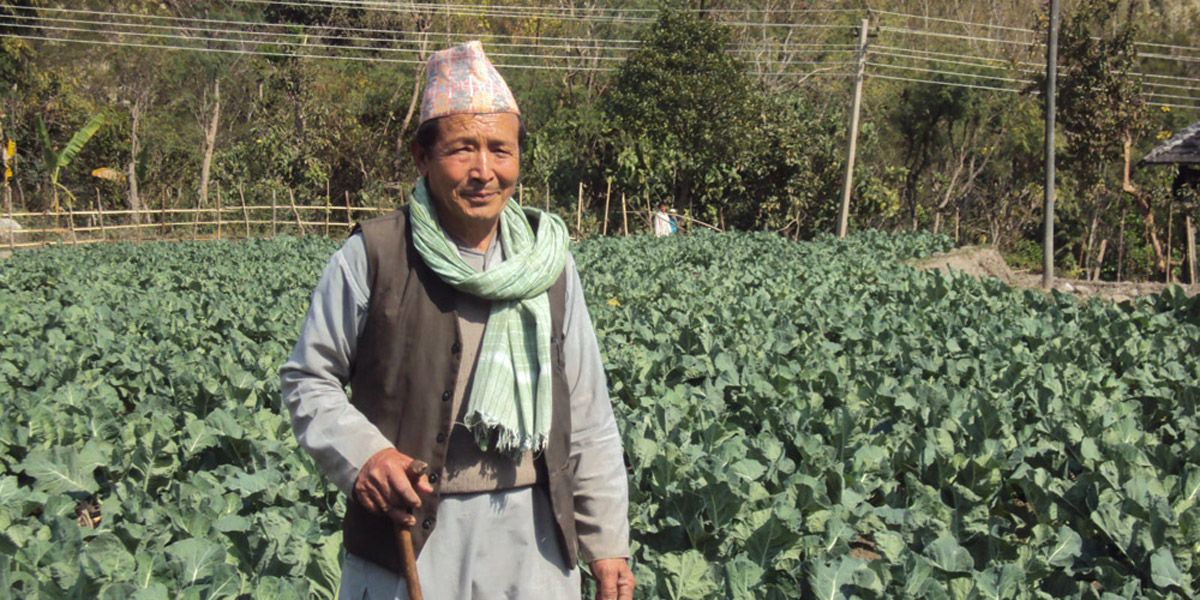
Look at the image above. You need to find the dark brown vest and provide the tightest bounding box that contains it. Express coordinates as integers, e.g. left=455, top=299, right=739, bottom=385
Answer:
left=343, top=207, right=577, bottom=575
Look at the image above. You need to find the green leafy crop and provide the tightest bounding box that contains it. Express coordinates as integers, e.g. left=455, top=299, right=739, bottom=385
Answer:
left=1, top=230, right=1198, bottom=599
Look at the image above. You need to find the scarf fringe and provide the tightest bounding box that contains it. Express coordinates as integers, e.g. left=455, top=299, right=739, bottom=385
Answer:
left=465, top=410, right=549, bottom=458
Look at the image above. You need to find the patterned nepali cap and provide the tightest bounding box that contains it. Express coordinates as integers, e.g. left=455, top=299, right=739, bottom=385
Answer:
left=419, top=41, right=520, bottom=125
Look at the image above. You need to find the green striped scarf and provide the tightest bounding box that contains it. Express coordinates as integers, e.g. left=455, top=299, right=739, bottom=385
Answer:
left=407, top=178, right=569, bottom=455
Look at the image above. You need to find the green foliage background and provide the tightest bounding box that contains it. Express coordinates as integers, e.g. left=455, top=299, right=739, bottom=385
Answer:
left=2, top=1, right=1199, bottom=280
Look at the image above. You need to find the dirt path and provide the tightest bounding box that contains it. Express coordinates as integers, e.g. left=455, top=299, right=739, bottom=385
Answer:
left=912, top=246, right=1199, bottom=303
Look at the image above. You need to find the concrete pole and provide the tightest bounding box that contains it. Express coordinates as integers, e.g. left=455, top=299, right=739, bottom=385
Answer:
left=1043, top=0, right=1060, bottom=290
left=837, top=17, right=870, bottom=239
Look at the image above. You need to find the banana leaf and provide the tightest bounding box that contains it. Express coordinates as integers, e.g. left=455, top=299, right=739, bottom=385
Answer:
left=57, top=112, right=105, bottom=169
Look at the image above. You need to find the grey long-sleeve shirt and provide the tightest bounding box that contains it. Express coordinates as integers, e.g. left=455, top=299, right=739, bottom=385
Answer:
left=279, top=230, right=630, bottom=563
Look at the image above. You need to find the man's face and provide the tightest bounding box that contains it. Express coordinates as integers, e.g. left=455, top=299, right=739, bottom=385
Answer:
left=413, top=113, right=520, bottom=235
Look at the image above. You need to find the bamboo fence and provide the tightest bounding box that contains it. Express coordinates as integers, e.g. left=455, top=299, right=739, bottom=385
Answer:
left=1, top=202, right=391, bottom=250
left=0, top=187, right=702, bottom=253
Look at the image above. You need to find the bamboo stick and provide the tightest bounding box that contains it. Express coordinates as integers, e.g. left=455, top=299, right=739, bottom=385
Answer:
left=621, top=193, right=628, bottom=237
left=1167, top=200, right=1175, bottom=283
left=576, top=182, right=583, bottom=237
left=602, top=179, right=611, bottom=236
left=272, top=190, right=278, bottom=237
left=345, top=190, right=352, bottom=232
left=239, top=185, right=250, bottom=238
left=216, top=182, right=223, bottom=241
left=288, top=188, right=305, bottom=235
left=192, top=190, right=201, bottom=241
left=324, top=179, right=331, bottom=237
left=95, top=191, right=106, bottom=241
left=67, top=204, right=77, bottom=245
left=6, top=185, right=14, bottom=251
left=1188, top=215, right=1197, bottom=286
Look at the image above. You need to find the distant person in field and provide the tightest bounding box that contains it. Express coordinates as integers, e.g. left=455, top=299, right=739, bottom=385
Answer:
left=653, top=203, right=672, bottom=237
left=668, top=208, right=680, bottom=235
left=280, top=41, right=633, bottom=600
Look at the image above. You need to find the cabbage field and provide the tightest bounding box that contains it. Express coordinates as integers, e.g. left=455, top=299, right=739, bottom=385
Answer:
left=2, top=231, right=1199, bottom=599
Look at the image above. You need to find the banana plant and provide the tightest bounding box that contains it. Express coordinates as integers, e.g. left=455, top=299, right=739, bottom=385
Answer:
left=36, top=112, right=105, bottom=212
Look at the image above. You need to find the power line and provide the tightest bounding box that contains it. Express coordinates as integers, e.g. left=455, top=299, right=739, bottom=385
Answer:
left=873, top=43, right=1040, bottom=69
left=235, top=0, right=857, bottom=30
left=866, top=71, right=1020, bottom=93
left=1144, top=90, right=1200, bottom=102
left=233, top=0, right=654, bottom=23
left=866, top=61, right=1031, bottom=85
left=4, top=4, right=645, bottom=46
left=1138, top=51, right=1200, bottom=64
left=0, top=20, right=632, bottom=63
left=876, top=7, right=1200, bottom=56
left=874, top=9, right=1037, bottom=36
left=1133, top=40, right=1200, bottom=54
left=871, top=45, right=1200, bottom=92
left=871, top=48, right=1032, bottom=75
left=878, top=25, right=1034, bottom=47
left=0, top=12, right=640, bottom=57
left=1, top=4, right=859, bottom=56
left=1147, top=101, right=1200, bottom=110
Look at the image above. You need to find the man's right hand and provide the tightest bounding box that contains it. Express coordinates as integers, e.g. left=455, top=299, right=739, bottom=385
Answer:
left=354, top=448, right=434, bottom=527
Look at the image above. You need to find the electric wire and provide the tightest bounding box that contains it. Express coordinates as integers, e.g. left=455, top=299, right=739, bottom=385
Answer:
left=0, top=4, right=859, bottom=55
left=3, top=4, right=645, bottom=46
left=866, top=72, right=1020, bottom=93
left=0, top=12, right=859, bottom=61
left=233, top=0, right=857, bottom=30
left=866, top=61, right=1033, bottom=85
left=0, top=20, right=633, bottom=62
left=3, top=4, right=1197, bottom=105
left=873, top=9, right=1037, bottom=35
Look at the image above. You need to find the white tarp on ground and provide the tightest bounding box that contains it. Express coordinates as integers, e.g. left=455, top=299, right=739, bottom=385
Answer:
left=0, top=217, right=23, bottom=241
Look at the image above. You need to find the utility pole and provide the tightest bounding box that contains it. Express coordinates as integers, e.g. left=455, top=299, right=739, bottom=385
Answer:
left=837, top=16, right=870, bottom=239
left=1043, top=0, right=1060, bottom=289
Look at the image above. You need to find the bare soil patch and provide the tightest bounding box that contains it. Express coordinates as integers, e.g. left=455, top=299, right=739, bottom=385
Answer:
left=911, top=246, right=1199, bottom=303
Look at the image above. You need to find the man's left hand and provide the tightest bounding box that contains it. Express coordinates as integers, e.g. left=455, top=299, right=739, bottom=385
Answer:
left=590, top=558, right=634, bottom=600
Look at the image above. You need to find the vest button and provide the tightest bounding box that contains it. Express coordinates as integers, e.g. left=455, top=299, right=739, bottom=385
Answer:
left=428, top=472, right=439, bottom=484
left=422, top=519, right=433, bottom=530
left=436, top=432, right=446, bottom=443
left=441, top=390, right=451, bottom=401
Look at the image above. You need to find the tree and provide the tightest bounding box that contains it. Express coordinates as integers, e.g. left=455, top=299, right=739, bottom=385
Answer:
left=1042, top=0, right=1151, bottom=277
left=600, top=8, right=757, bottom=222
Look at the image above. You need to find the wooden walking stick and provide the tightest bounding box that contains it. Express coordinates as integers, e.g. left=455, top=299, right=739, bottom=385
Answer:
left=395, top=459, right=429, bottom=600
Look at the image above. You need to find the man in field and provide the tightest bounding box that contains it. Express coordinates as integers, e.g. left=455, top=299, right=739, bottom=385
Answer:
left=653, top=203, right=672, bottom=237
left=280, top=42, right=634, bottom=600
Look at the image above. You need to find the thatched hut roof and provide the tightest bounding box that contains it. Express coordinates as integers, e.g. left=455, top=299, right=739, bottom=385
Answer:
left=1142, top=121, right=1200, bottom=165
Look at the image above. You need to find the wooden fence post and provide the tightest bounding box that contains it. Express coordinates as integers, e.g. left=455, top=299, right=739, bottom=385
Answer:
left=288, top=188, right=306, bottom=235
left=271, top=190, right=278, bottom=237
left=344, top=190, right=352, bottom=232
